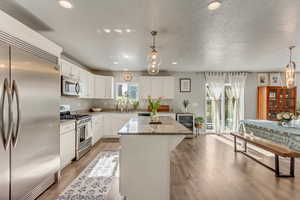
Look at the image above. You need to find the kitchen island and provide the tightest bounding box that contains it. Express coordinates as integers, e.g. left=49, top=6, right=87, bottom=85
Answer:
left=118, top=116, right=192, bottom=200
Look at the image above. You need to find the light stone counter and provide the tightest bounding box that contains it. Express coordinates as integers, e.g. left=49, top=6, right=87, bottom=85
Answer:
left=118, top=116, right=192, bottom=135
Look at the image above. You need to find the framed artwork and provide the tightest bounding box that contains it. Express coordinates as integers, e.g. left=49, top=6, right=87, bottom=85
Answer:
left=269, top=73, right=282, bottom=86
left=257, top=73, right=269, bottom=86
left=180, top=78, right=191, bottom=92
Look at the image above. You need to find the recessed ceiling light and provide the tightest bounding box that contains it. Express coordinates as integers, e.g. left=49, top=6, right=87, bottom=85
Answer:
left=58, top=0, right=73, bottom=9
left=113, top=61, right=119, bottom=65
left=125, top=29, right=132, bottom=33
left=208, top=1, right=221, bottom=10
left=103, top=29, right=111, bottom=33
left=172, top=62, right=178, bottom=65
left=123, top=54, right=129, bottom=59
left=114, top=29, right=123, bottom=33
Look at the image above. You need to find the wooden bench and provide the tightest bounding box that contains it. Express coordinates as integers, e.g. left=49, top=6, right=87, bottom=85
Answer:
left=231, top=133, right=300, bottom=178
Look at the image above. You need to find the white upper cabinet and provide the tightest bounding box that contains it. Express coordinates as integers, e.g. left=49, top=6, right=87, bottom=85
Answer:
left=140, top=76, right=152, bottom=99
left=88, top=73, right=94, bottom=98
left=60, top=59, right=114, bottom=99
left=79, top=69, right=89, bottom=98
left=61, top=59, right=80, bottom=80
left=140, top=76, right=175, bottom=99
left=94, top=75, right=105, bottom=98
left=162, top=77, right=175, bottom=99
left=60, top=59, right=72, bottom=77
left=94, top=75, right=114, bottom=99
left=105, top=76, right=114, bottom=99
left=151, top=77, right=164, bottom=99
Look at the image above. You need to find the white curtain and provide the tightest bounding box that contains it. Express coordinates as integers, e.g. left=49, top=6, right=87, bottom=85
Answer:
left=205, top=72, right=226, bottom=133
left=225, top=87, right=234, bottom=130
left=228, top=72, right=247, bottom=132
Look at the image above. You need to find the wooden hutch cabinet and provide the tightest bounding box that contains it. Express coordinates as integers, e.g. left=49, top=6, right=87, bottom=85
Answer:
left=257, top=86, right=297, bottom=121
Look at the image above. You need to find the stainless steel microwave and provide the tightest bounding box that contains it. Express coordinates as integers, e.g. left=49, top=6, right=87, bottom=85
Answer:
left=61, top=76, right=80, bottom=96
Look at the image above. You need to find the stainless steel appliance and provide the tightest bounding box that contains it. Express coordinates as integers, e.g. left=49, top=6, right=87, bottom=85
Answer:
left=75, top=116, right=92, bottom=160
left=176, top=113, right=194, bottom=138
left=60, top=105, right=92, bottom=160
left=61, top=75, right=80, bottom=96
left=0, top=31, right=60, bottom=200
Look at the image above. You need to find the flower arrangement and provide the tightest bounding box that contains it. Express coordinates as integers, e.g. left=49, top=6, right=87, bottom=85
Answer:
left=148, top=96, right=162, bottom=122
left=148, top=96, right=162, bottom=114
left=276, top=112, right=297, bottom=122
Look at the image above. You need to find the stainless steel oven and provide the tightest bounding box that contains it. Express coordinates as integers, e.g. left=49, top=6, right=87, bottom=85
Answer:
left=76, top=117, right=92, bottom=160
left=61, top=76, right=80, bottom=96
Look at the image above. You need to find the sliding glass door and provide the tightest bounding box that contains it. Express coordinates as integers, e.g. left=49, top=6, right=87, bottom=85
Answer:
left=205, top=84, right=237, bottom=133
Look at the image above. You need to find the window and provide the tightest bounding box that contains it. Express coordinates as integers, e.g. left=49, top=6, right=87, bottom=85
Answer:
left=115, top=83, right=139, bottom=101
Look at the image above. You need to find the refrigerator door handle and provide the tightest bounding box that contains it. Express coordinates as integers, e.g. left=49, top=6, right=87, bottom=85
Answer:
left=12, top=80, right=20, bottom=148
left=1, top=78, right=13, bottom=150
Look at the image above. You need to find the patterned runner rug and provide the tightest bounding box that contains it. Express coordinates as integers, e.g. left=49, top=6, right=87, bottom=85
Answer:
left=58, top=151, right=119, bottom=200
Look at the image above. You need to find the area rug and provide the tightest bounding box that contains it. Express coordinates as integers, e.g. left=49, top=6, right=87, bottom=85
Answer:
left=58, top=151, right=119, bottom=200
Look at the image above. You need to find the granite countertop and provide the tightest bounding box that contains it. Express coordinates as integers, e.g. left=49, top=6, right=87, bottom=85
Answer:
left=118, top=116, right=192, bottom=136
left=76, top=109, right=175, bottom=115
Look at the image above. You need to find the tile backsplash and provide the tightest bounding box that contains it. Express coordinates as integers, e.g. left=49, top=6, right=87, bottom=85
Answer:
left=60, top=96, right=94, bottom=111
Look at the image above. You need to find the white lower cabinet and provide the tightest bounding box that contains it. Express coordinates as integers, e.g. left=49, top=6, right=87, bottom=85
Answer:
left=60, top=122, right=76, bottom=169
left=91, top=114, right=103, bottom=145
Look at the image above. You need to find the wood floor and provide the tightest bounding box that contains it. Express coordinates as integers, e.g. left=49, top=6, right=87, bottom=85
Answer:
left=38, top=135, right=300, bottom=200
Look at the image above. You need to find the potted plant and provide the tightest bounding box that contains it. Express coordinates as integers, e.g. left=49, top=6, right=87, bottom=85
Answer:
left=148, top=96, right=162, bottom=122
left=194, top=117, right=204, bottom=128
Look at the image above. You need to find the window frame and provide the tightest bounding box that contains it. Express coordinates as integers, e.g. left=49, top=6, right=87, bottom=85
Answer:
left=115, top=82, right=139, bottom=101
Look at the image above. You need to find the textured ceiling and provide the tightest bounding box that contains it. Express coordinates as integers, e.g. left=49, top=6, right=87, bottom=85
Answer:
left=6, top=0, right=300, bottom=72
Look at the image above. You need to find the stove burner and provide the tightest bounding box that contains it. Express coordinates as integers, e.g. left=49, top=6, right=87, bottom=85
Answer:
left=60, top=111, right=90, bottom=120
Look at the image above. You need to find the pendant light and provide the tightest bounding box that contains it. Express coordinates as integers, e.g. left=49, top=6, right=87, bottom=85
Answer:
left=285, top=46, right=296, bottom=88
left=147, top=31, right=161, bottom=75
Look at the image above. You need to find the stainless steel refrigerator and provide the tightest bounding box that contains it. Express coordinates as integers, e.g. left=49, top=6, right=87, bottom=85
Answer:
left=0, top=31, right=60, bottom=200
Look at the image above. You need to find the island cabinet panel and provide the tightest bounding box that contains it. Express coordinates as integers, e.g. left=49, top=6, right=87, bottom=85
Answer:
left=257, top=86, right=297, bottom=121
